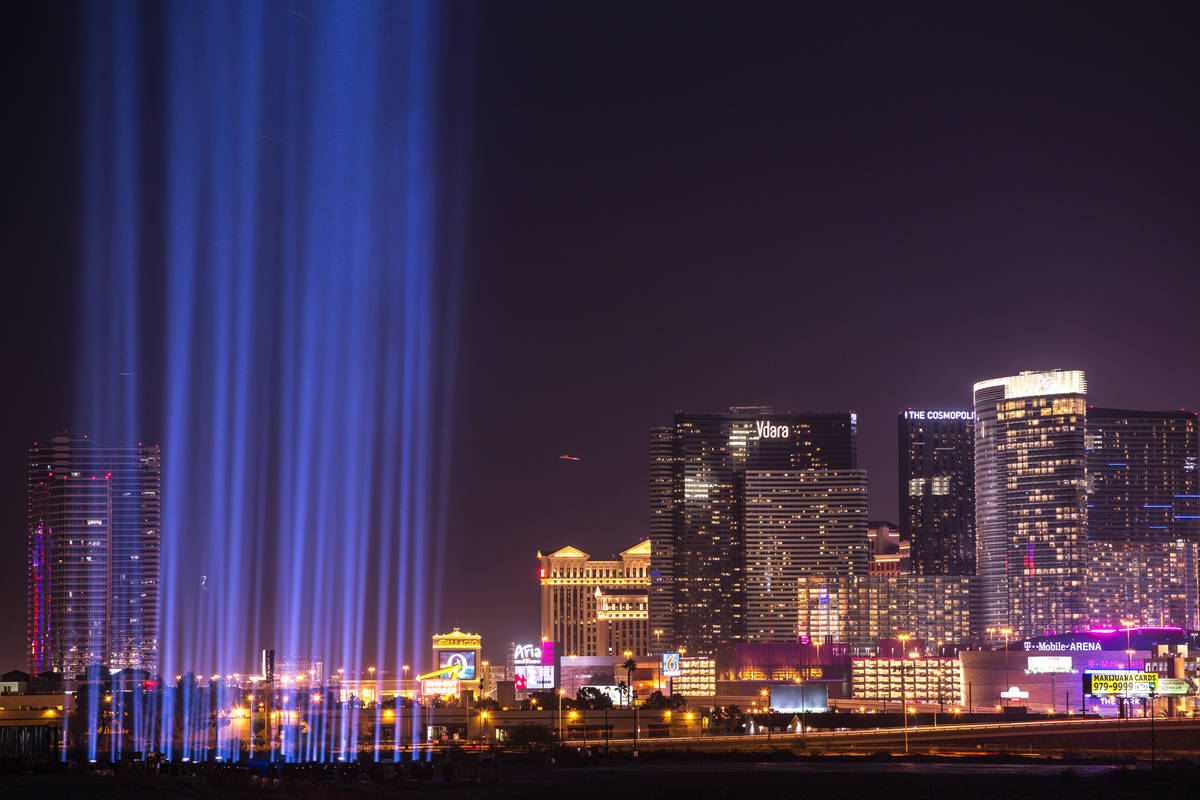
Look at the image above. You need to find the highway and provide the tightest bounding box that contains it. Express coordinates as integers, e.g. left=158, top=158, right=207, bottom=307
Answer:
left=586, top=716, right=1200, bottom=757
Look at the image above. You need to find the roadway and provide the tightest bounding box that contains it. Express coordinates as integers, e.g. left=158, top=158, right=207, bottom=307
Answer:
left=587, top=716, right=1200, bottom=757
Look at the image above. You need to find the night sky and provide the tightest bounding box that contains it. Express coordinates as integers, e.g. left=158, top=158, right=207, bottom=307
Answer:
left=3, top=1, right=1199, bottom=668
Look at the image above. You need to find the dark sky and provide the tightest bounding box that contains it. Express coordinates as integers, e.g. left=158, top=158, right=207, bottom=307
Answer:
left=3, top=1, right=1199, bottom=668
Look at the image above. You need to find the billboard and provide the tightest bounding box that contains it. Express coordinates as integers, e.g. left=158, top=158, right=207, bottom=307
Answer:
left=436, top=650, right=476, bottom=680
left=1083, top=671, right=1157, bottom=697
left=769, top=683, right=829, bottom=713
left=512, top=642, right=555, bottom=666
left=580, top=685, right=625, bottom=706
left=661, top=652, right=682, bottom=677
left=1026, top=656, right=1074, bottom=674
left=420, top=678, right=460, bottom=697
left=1157, top=678, right=1195, bottom=696
left=514, top=665, right=555, bottom=690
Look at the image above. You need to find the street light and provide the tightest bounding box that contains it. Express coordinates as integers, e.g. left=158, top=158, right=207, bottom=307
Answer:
left=897, top=634, right=911, bottom=721
left=999, top=628, right=1012, bottom=706
left=935, top=668, right=944, bottom=725
left=897, top=635, right=912, bottom=755
left=761, top=689, right=770, bottom=740
left=558, top=689, right=566, bottom=744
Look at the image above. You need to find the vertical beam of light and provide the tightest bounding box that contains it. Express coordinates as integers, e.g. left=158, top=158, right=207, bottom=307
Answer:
left=78, top=0, right=144, bottom=763
left=398, top=0, right=434, bottom=758
left=79, top=0, right=472, bottom=762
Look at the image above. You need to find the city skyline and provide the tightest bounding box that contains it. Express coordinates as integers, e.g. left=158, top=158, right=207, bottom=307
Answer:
left=4, top=1, right=1200, bottom=672
left=12, top=379, right=1200, bottom=674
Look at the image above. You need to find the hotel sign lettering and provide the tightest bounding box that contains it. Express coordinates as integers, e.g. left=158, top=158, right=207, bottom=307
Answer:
left=755, top=421, right=789, bottom=439
left=903, top=410, right=975, bottom=421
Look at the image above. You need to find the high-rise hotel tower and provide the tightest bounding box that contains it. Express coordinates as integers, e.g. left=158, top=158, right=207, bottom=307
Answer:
left=1085, top=407, right=1199, bottom=542
left=27, top=433, right=161, bottom=675
left=973, top=370, right=1088, bottom=640
left=650, top=407, right=862, bottom=655
left=1083, top=407, right=1200, bottom=628
left=898, top=410, right=975, bottom=575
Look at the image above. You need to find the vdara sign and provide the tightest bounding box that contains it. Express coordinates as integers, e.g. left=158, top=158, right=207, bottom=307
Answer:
left=756, top=420, right=790, bottom=439
left=1023, top=640, right=1100, bottom=652
left=903, top=410, right=975, bottom=421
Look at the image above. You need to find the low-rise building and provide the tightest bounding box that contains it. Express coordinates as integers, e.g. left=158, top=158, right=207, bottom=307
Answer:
left=539, top=541, right=651, bottom=658
left=852, top=656, right=962, bottom=706
left=800, top=573, right=974, bottom=652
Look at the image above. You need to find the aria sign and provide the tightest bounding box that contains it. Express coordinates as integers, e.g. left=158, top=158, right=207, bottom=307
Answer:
left=513, top=641, right=556, bottom=667
left=755, top=421, right=789, bottom=439
left=513, top=643, right=545, bottom=665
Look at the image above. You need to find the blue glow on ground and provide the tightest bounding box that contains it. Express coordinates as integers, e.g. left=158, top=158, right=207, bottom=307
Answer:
left=75, top=0, right=471, bottom=762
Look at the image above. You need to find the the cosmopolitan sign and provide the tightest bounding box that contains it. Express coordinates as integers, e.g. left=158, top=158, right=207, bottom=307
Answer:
left=903, top=410, right=975, bottom=421
left=1023, top=640, right=1100, bottom=652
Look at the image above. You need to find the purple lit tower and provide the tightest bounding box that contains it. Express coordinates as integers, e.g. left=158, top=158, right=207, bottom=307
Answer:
left=27, top=433, right=160, bottom=676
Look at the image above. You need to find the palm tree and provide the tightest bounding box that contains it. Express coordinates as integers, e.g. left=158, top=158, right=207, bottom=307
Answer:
left=622, top=657, right=637, bottom=708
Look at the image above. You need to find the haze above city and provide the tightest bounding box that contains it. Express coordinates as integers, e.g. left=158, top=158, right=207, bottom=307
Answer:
left=3, top=1, right=1199, bottom=668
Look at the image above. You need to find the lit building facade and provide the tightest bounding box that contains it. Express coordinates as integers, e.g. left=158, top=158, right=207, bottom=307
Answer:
left=899, top=410, right=975, bottom=575
left=851, top=656, right=962, bottom=706
left=1085, top=407, right=1199, bottom=542
left=743, top=470, right=869, bottom=642
left=973, top=370, right=1088, bottom=640
left=800, top=574, right=974, bottom=653
left=650, top=407, right=858, bottom=656
left=867, top=520, right=910, bottom=576
left=429, top=628, right=482, bottom=688
left=596, top=588, right=650, bottom=658
left=1084, top=539, right=1199, bottom=629
left=538, top=541, right=651, bottom=658
left=648, top=427, right=677, bottom=653
left=27, top=433, right=160, bottom=675
left=960, top=628, right=1197, bottom=715
left=673, top=656, right=716, bottom=700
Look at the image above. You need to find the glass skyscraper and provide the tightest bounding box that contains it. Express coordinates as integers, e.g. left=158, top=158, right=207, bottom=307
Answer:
left=898, top=410, right=975, bottom=575
left=27, top=433, right=161, bottom=675
left=973, top=370, right=1088, bottom=640
left=742, top=469, right=869, bottom=642
left=649, top=407, right=858, bottom=656
left=1082, top=407, right=1199, bottom=629
left=1085, top=407, right=1199, bottom=541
